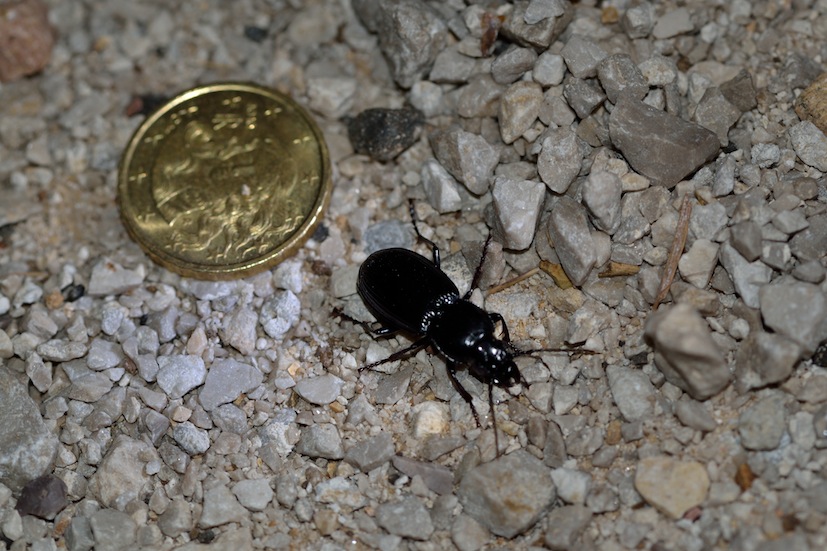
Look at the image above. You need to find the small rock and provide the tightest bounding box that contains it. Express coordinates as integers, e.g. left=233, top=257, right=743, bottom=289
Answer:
left=735, top=331, right=800, bottom=394
left=87, top=259, right=145, bottom=296
left=90, top=509, right=137, bottom=551
left=550, top=468, right=592, bottom=504
left=695, top=87, right=742, bottom=146
left=501, top=0, right=572, bottom=50
left=537, top=127, right=582, bottom=193
left=606, top=365, right=655, bottom=422
left=421, top=159, right=463, bottom=213
left=294, top=374, right=344, bottom=406
left=582, top=171, right=622, bottom=234
left=315, top=476, right=367, bottom=511
left=609, top=96, right=720, bottom=188
left=634, top=456, right=709, bottom=519
left=719, top=243, right=772, bottom=308
left=158, top=498, right=192, bottom=538
left=0, top=0, right=55, bottom=83
left=597, top=53, right=648, bottom=103
left=343, top=432, right=395, bottom=472
left=759, top=280, right=827, bottom=355
left=451, top=514, right=489, bottom=551
left=561, top=35, right=607, bottom=79
left=498, top=81, right=543, bottom=144
left=644, top=303, right=731, bottom=400
left=457, top=449, right=555, bottom=538
left=88, top=435, right=154, bottom=509
left=652, top=7, right=693, bottom=39
left=345, top=108, right=423, bottom=161
left=36, top=339, right=87, bottom=362
left=544, top=504, right=593, bottom=550
left=391, top=455, right=453, bottom=495
left=533, top=51, right=566, bottom=87
left=429, top=127, right=500, bottom=195
left=738, top=392, right=787, bottom=451
left=199, top=358, right=263, bottom=411
left=86, top=338, right=123, bottom=371
left=621, top=3, right=655, bottom=38
left=173, top=422, right=210, bottom=455
left=295, top=424, right=344, bottom=460
left=490, top=177, right=545, bottom=251
left=679, top=239, right=719, bottom=288
left=363, top=219, right=413, bottom=254
left=545, top=196, right=596, bottom=286
left=730, top=221, right=762, bottom=261
left=675, top=399, right=718, bottom=432
left=15, top=475, right=68, bottom=520
left=220, top=307, right=257, bottom=356
left=232, top=479, right=274, bottom=512
left=789, top=120, right=827, bottom=172
left=491, top=45, right=537, bottom=84
left=198, top=485, right=249, bottom=528
left=376, top=496, right=434, bottom=540
left=260, top=290, right=301, bottom=340
left=156, top=355, right=206, bottom=399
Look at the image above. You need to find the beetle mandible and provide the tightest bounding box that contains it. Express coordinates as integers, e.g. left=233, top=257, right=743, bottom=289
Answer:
left=357, top=201, right=523, bottom=455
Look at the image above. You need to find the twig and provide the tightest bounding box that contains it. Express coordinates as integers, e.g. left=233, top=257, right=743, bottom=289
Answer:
left=653, top=194, right=692, bottom=310
left=485, top=267, right=539, bottom=297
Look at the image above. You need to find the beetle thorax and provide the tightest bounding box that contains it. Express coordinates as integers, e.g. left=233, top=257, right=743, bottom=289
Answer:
left=426, top=300, right=499, bottom=365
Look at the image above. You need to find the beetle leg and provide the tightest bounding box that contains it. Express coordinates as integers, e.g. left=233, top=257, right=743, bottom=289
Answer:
left=445, top=361, right=482, bottom=428
left=408, top=199, right=441, bottom=267
left=464, top=234, right=493, bottom=299
left=488, top=312, right=511, bottom=343
left=359, top=337, right=430, bottom=372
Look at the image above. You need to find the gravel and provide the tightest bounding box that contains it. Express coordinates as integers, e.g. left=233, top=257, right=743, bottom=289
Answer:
left=2, top=0, right=827, bottom=549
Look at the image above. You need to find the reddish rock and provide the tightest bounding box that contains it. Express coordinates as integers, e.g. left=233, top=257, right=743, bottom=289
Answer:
left=0, top=0, right=55, bottom=82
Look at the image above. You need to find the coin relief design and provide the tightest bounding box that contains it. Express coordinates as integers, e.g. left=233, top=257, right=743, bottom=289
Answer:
left=119, top=83, right=331, bottom=279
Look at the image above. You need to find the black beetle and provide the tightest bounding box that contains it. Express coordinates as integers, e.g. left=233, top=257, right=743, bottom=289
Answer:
left=357, top=202, right=524, bottom=454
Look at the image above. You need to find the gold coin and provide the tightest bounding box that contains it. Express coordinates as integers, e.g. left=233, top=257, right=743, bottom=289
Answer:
left=118, top=82, right=331, bottom=280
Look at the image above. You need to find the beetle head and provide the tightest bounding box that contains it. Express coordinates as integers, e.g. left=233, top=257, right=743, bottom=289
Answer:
left=475, top=339, right=520, bottom=388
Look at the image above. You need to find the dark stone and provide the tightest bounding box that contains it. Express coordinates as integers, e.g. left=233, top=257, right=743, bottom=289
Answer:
left=16, top=475, right=68, bottom=519
left=345, top=108, right=424, bottom=161
left=609, top=96, right=720, bottom=188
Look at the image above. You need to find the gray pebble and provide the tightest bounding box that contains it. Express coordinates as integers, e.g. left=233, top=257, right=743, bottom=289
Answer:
left=501, top=0, right=572, bottom=50
left=457, top=449, right=555, bottom=538
left=315, top=476, right=367, bottom=511
left=713, top=155, right=737, bottom=196
left=533, top=52, right=565, bottom=87
left=675, top=399, right=718, bottom=432
left=759, top=280, right=827, bottom=355
left=582, top=171, right=622, bottom=234
left=156, top=354, right=206, bottom=399
left=36, top=339, right=87, bottom=362
left=490, top=177, right=545, bottom=251
left=652, top=7, right=693, bottom=39
left=376, top=496, right=434, bottom=540
left=597, top=53, right=648, bottom=103
left=792, top=259, right=826, bottom=283
left=498, top=81, right=543, bottom=144
left=295, top=423, right=344, bottom=460
left=66, top=516, right=95, bottom=551
left=689, top=201, right=728, bottom=241
left=158, top=498, right=192, bottom=538
left=609, top=96, right=720, bottom=188
left=391, top=455, right=453, bottom=495
left=198, top=485, right=249, bottom=528
left=212, top=403, right=248, bottom=434
left=790, top=213, right=827, bottom=263
left=772, top=209, right=808, bottom=235
left=561, top=35, right=607, bottom=79
left=86, top=338, right=123, bottom=371
left=562, top=76, right=606, bottom=119
left=738, top=393, right=787, bottom=451
left=644, top=303, right=730, bottom=400
left=259, top=290, right=301, bottom=340
left=343, top=431, right=395, bottom=472
left=789, top=120, right=827, bottom=171
left=607, top=365, right=655, bottom=422
left=550, top=467, right=592, bottom=504
left=429, top=47, right=476, bottom=84
left=232, top=479, right=273, bottom=512
left=544, top=504, right=592, bottom=550
left=545, top=196, right=597, bottom=286
left=719, top=243, right=772, bottom=308
left=730, top=221, right=762, bottom=261
left=621, top=3, right=655, bottom=38
left=429, top=127, right=500, bottom=195
left=89, top=509, right=137, bottom=551
left=524, top=0, right=568, bottom=25
left=294, top=374, right=344, bottom=406
left=374, top=0, right=447, bottom=89
left=364, top=219, right=412, bottom=254
left=345, top=108, right=423, bottom=161
left=537, top=127, right=582, bottom=193
left=87, top=259, right=145, bottom=296
left=695, top=87, right=742, bottom=146
left=199, top=358, right=263, bottom=411
left=421, top=159, right=463, bottom=213
left=451, top=514, right=489, bottom=551
left=491, top=45, right=537, bottom=84
left=678, top=239, right=719, bottom=289
left=88, top=435, right=153, bottom=509
left=220, top=306, right=257, bottom=356
left=173, top=422, right=210, bottom=455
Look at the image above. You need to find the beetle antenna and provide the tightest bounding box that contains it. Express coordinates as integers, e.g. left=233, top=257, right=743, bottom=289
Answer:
left=408, top=199, right=440, bottom=267
left=489, top=382, right=501, bottom=457
left=465, top=234, right=493, bottom=299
